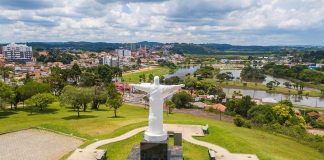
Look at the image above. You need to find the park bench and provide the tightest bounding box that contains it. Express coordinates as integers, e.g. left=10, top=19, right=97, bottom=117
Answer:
left=202, top=124, right=209, bottom=134
left=208, top=149, right=216, bottom=160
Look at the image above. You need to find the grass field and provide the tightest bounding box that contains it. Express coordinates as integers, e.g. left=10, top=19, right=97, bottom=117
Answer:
left=122, top=67, right=170, bottom=82
left=217, top=80, right=323, bottom=97
left=0, top=103, right=323, bottom=160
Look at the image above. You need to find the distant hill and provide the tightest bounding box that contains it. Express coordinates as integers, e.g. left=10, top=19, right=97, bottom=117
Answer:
left=1, top=41, right=322, bottom=55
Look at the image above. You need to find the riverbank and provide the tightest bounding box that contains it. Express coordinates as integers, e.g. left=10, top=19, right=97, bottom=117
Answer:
left=219, top=81, right=323, bottom=97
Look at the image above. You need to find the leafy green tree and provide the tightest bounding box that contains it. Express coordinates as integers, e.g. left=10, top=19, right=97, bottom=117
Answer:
left=248, top=105, right=275, bottom=124
left=59, top=86, right=93, bottom=117
left=184, top=77, right=197, bottom=95
left=18, top=82, right=51, bottom=106
left=23, top=72, right=33, bottom=84
left=240, top=66, right=265, bottom=82
left=91, top=86, right=107, bottom=110
left=165, top=100, right=176, bottom=114
left=148, top=74, right=154, bottom=82
left=0, top=65, right=13, bottom=82
left=69, top=63, right=82, bottom=84
left=266, top=81, right=274, bottom=90
left=143, top=95, right=149, bottom=109
left=171, top=91, right=193, bottom=108
left=79, top=72, right=98, bottom=87
left=96, top=65, right=113, bottom=83
left=226, top=96, right=255, bottom=117
left=283, top=82, right=292, bottom=88
left=106, top=92, right=123, bottom=118
left=26, top=93, right=56, bottom=112
left=0, top=81, right=14, bottom=110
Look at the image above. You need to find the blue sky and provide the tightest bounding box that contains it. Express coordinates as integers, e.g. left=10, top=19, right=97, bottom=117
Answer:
left=0, top=0, right=324, bottom=45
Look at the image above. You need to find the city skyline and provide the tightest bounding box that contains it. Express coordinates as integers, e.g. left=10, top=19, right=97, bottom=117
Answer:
left=1, top=0, right=324, bottom=45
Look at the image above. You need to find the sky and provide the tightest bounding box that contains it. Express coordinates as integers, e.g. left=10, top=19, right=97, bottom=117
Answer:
left=0, top=0, right=324, bottom=45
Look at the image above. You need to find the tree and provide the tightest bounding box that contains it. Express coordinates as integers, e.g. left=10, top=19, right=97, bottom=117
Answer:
left=0, top=81, right=14, bottom=110
left=240, top=66, right=265, bottom=82
left=266, top=81, right=274, bottom=90
left=91, top=86, right=107, bottom=110
left=79, top=72, right=98, bottom=87
left=171, top=91, right=193, bottom=108
left=148, top=74, right=154, bottom=82
left=25, top=93, right=56, bottom=113
left=59, top=86, right=93, bottom=117
left=69, top=63, right=82, bottom=85
left=23, top=72, right=33, bottom=84
left=106, top=92, right=123, bottom=117
left=283, top=82, right=292, bottom=88
left=143, top=95, right=149, bottom=109
left=165, top=100, right=176, bottom=114
left=18, top=82, right=51, bottom=107
left=0, top=65, right=13, bottom=82
left=184, top=77, right=197, bottom=95
left=226, top=95, right=255, bottom=117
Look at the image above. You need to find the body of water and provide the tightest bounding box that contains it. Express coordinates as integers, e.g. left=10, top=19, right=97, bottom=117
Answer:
left=164, top=65, right=200, bottom=79
left=223, top=88, right=324, bottom=107
left=220, top=69, right=291, bottom=87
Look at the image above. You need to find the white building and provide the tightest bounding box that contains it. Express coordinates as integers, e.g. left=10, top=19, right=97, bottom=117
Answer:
left=100, top=56, right=119, bottom=67
left=116, top=49, right=131, bottom=57
left=2, top=43, right=33, bottom=62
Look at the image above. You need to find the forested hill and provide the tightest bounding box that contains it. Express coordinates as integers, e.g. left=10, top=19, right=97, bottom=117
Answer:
left=170, top=43, right=323, bottom=55
left=1, top=42, right=322, bottom=54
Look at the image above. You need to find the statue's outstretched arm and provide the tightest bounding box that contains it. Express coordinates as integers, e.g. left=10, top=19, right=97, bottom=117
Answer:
left=130, top=83, right=154, bottom=93
left=161, top=84, right=184, bottom=98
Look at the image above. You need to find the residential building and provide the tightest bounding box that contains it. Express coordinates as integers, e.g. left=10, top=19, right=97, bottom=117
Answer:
left=116, top=49, right=131, bottom=57
left=100, top=56, right=119, bottom=67
left=2, top=43, right=33, bottom=62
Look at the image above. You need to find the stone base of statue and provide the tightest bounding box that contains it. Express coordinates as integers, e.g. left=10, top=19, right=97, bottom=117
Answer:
left=140, top=139, right=168, bottom=160
left=127, top=143, right=183, bottom=160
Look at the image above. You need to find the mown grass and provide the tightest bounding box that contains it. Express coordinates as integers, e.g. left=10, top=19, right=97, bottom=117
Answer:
left=0, top=103, right=323, bottom=160
left=218, top=80, right=323, bottom=97
left=122, top=67, right=170, bottom=82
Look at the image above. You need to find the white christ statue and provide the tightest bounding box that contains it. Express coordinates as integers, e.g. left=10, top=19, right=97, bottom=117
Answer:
left=130, top=76, right=184, bottom=142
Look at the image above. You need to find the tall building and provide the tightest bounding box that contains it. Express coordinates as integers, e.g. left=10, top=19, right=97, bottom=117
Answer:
left=100, top=56, right=119, bottom=67
left=2, top=43, right=33, bottom=62
left=116, top=49, right=131, bottom=57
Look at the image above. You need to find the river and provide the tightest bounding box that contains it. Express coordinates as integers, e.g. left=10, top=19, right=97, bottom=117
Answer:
left=164, top=65, right=200, bottom=79
left=223, top=88, right=324, bottom=107
left=166, top=67, right=323, bottom=107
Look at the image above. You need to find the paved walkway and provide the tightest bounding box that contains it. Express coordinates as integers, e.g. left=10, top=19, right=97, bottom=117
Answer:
left=0, top=129, right=83, bottom=160
left=68, top=124, right=258, bottom=160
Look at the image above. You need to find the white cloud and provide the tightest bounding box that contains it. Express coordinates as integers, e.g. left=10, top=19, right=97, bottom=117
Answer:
left=0, top=0, right=324, bottom=45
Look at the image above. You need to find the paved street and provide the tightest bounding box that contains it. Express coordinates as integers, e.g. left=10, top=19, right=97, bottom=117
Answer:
left=0, top=129, right=83, bottom=160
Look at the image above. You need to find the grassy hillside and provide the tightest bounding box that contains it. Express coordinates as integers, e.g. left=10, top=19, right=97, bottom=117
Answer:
left=0, top=103, right=323, bottom=160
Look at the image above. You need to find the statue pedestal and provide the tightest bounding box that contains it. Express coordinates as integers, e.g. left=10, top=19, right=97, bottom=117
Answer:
left=140, top=139, right=168, bottom=160
left=144, top=130, right=168, bottom=142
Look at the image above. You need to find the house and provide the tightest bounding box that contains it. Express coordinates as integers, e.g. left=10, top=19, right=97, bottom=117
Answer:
left=207, top=104, right=226, bottom=112
left=194, top=96, right=202, bottom=102
left=261, top=98, right=278, bottom=104
left=190, top=102, right=206, bottom=109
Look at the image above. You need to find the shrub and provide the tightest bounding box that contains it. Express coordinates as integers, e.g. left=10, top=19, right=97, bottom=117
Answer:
left=234, top=115, right=245, bottom=127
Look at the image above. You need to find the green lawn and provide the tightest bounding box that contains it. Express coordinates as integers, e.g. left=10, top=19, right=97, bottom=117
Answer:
left=0, top=103, right=323, bottom=160
left=216, top=80, right=323, bottom=97
left=122, top=67, right=170, bottom=82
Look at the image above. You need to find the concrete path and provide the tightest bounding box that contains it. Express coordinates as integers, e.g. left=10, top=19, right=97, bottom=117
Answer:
left=68, top=124, right=258, bottom=160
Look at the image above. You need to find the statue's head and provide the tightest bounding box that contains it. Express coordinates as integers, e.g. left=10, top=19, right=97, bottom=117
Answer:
left=154, top=76, right=160, bottom=85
